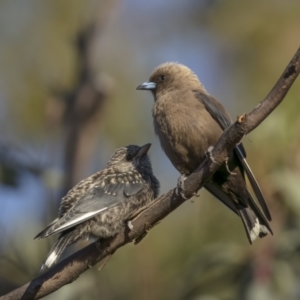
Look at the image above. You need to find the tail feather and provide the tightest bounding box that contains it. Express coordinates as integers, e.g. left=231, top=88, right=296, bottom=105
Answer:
left=40, top=232, right=73, bottom=273
left=205, top=181, right=272, bottom=244
left=238, top=192, right=272, bottom=244
left=235, top=146, right=272, bottom=221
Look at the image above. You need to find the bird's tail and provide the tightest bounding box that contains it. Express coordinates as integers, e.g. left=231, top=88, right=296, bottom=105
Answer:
left=39, top=232, right=73, bottom=273
left=238, top=193, right=273, bottom=244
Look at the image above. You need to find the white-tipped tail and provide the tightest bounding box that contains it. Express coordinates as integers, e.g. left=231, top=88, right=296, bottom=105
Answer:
left=249, top=218, right=270, bottom=242
left=249, top=218, right=261, bottom=242
left=39, top=232, right=73, bottom=273
left=239, top=208, right=271, bottom=244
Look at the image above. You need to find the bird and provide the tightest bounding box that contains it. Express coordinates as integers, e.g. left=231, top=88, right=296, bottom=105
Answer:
left=137, top=62, right=272, bottom=244
left=35, top=144, right=160, bottom=272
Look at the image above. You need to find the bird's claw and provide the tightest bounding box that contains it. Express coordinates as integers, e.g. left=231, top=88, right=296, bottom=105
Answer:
left=145, top=221, right=160, bottom=232
left=133, top=222, right=160, bottom=245
left=127, top=220, right=139, bottom=235
left=127, top=220, right=134, bottom=231
left=225, top=159, right=236, bottom=176
left=175, top=174, right=189, bottom=200
left=206, top=146, right=217, bottom=163
left=133, top=232, right=147, bottom=245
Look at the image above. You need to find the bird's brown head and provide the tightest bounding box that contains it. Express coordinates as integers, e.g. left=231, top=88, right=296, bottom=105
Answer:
left=137, top=62, right=205, bottom=98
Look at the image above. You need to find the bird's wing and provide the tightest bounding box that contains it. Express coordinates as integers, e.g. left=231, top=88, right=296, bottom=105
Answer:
left=194, top=91, right=233, bottom=129
left=35, top=177, right=145, bottom=239
left=234, top=148, right=271, bottom=220
left=194, top=90, right=271, bottom=221
left=205, top=182, right=238, bottom=215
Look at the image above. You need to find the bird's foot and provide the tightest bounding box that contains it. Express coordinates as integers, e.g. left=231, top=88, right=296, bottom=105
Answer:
left=127, top=220, right=134, bottom=231
left=206, top=146, right=217, bottom=163
left=127, top=220, right=139, bottom=235
left=133, top=232, right=147, bottom=245
left=175, top=174, right=189, bottom=200
left=145, top=221, right=160, bottom=232
left=191, top=193, right=200, bottom=199
left=225, top=159, right=236, bottom=176
left=133, top=222, right=160, bottom=245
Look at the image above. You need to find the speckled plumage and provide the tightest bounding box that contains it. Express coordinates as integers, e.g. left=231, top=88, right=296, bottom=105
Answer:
left=137, top=62, right=272, bottom=244
left=35, top=144, right=159, bottom=271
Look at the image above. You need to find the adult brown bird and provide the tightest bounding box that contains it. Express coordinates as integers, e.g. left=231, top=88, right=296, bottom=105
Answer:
left=137, top=62, right=272, bottom=244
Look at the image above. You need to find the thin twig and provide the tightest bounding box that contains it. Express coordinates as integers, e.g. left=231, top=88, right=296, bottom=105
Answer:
left=97, top=253, right=113, bottom=271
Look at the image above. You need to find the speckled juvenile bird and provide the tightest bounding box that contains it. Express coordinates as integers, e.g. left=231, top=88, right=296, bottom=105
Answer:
left=137, top=62, right=272, bottom=244
left=35, top=144, right=159, bottom=272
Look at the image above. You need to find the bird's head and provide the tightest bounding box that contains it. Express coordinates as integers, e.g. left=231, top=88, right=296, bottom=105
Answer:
left=107, top=144, right=153, bottom=172
left=136, top=62, right=205, bottom=98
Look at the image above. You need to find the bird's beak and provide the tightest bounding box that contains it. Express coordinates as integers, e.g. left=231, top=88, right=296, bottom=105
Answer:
left=136, top=143, right=151, bottom=158
left=136, top=82, right=156, bottom=90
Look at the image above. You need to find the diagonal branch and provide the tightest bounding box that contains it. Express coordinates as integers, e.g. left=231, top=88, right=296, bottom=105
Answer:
left=1, top=46, right=299, bottom=300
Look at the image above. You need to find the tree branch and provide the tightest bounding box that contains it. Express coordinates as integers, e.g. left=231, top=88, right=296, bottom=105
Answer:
left=1, top=47, right=299, bottom=300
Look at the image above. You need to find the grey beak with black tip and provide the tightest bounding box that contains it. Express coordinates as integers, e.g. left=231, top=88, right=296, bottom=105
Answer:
left=136, top=82, right=156, bottom=91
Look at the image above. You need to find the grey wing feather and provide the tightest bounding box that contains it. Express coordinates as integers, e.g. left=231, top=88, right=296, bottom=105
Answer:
left=194, top=91, right=232, bottom=129
left=194, top=90, right=271, bottom=221
left=245, top=188, right=273, bottom=234
left=237, top=143, right=246, bottom=158
left=205, top=182, right=238, bottom=215
left=36, top=179, right=144, bottom=239
left=34, top=218, right=59, bottom=239
left=124, top=182, right=144, bottom=197
left=106, top=182, right=124, bottom=195
left=235, top=147, right=272, bottom=221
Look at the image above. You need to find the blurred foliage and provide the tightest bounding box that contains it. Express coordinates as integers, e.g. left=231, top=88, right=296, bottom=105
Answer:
left=0, top=1, right=300, bottom=300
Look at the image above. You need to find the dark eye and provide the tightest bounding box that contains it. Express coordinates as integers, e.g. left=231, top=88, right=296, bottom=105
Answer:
left=160, top=75, right=166, bottom=81
left=126, top=154, right=132, bottom=161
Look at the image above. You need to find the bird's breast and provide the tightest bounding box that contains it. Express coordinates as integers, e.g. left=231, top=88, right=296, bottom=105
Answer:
left=152, top=92, right=223, bottom=174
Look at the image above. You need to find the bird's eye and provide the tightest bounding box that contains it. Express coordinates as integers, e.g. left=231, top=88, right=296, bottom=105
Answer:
left=126, top=154, right=132, bottom=161
left=160, top=75, right=166, bottom=81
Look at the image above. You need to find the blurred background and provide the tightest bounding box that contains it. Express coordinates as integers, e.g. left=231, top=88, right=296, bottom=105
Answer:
left=0, top=1, right=299, bottom=299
